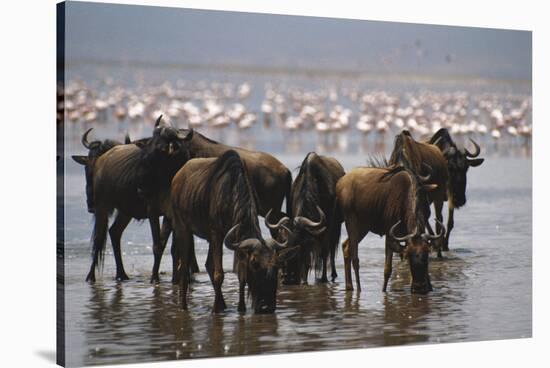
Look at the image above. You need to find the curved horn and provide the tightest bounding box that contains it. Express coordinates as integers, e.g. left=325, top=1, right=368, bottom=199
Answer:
left=177, top=128, right=194, bottom=141
left=223, top=224, right=262, bottom=251
left=465, top=138, right=481, bottom=158
left=155, top=115, right=163, bottom=127
left=294, top=205, right=325, bottom=229
left=266, top=225, right=293, bottom=251
left=223, top=224, right=241, bottom=251
left=81, top=128, right=93, bottom=149
left=238, top=238, right=262, bottom=251
left=389, top=220, right=417, bottom=242
left=264, top=209, right=290, bottom=230
left=417, top=163, right=432, bottom=183
left=423, top=219, right=446, bottom=240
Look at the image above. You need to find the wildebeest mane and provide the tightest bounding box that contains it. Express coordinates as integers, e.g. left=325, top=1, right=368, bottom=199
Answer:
left=429, top=128, right=454, bottom=147
left=294, top=153, right=341, bottom=277
left=204, top=150, right=261, bottom=239
left=366, top=154, right=390, bottom=169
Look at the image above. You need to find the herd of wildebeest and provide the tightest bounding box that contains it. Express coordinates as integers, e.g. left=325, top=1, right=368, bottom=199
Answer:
left=72, top=115, right=484, bottom=314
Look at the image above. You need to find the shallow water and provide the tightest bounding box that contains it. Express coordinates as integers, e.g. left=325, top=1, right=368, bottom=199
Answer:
left=62, top=125, right=531, bottom=366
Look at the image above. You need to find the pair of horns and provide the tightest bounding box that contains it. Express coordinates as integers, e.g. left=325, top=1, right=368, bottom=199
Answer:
left=437, top=137, right=481, bottom=158
left=265, top=206, right=325, bottom=232
left=389, top=219, right=445, bottom=243
left=155, top=114, right=194, bottom=141
left=223, top=224, right=292, bottom=252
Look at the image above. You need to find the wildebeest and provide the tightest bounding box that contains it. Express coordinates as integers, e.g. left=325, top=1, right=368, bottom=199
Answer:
left=388, top=130, right=449, bottom=257
left=72, top=128, right=130, bottom=213
left=84, top=116, right=194, bottom=283
left=265, top=152, right=345, bottom=284
left=428, top=128, right=484, bottom=249
left=336, top=158, right=444, bottom=294
left=178, top=129, right=293, bottom=227
left=389, top=129, right=483, bottom=252
left=171, top=150, right=301, bottom=314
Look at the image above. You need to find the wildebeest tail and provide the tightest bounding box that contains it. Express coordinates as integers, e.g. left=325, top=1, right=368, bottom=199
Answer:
left=90, top=212, right=109, bottom=273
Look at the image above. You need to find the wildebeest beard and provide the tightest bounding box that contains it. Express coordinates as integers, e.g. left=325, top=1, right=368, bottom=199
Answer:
left=429, top=128, right=484, bottom=209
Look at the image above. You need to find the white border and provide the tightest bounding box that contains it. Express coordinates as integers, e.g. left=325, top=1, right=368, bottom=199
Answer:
left=1, top=0, right=547, bottom=367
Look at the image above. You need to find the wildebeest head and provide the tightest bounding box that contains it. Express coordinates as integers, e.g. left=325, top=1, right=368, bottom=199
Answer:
left=389, top=219, right=445, bottom=294
left=224, top=224, right=300, bottom=314
left=384, top=161, right=442, bottom=294
left=431, top=129, right=484, bottom=208
left=136, top=115, right=194, bottom=197
left=140, top=115, right=194, bottom=158
left=71, top=128, right=127, bottom=213
left=264, top=206, right=326, bottom=284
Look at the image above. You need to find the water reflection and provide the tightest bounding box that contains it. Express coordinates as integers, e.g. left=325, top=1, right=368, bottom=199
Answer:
left=64, top=73, right=531, bottom=366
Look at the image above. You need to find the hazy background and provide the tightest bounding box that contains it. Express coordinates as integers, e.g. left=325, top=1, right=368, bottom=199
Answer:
left=64, top=1, right=531, bottom=81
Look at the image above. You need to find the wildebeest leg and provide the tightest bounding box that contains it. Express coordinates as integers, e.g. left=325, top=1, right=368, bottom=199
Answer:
left=174, top=224, right=192, bottom=310
left=434, top=200, right=445, bottom=258
left=351, top=240, right=361, bottom=293
left=148, top=215, right=163, bottom=283
left=86, top=211, right=109, bottom=283
left=383, top=237, right=394, bottom=292
left=343, top=220, right=362, bottom=292
left=237, top=256, right=247, bottom=313
left=319, top=240, right=329, bottom=283
left=172, top=236, right=198, bottom=284
left=329, top=217, right=341, bottom=282
left=207, top=235, right=226, bottom=313
left=109, top=212, right=131, bottom=281
left=444, top=206, right=454, bottom=251
left=149, top=217, right=171, bottom=283
left=189, top=238, right=199, bottom=274
left=342, top=238, right=352, bottom=291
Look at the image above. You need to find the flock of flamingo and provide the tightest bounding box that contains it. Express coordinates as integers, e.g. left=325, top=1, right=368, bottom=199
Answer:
left=60, top=77, right=532, bottom=152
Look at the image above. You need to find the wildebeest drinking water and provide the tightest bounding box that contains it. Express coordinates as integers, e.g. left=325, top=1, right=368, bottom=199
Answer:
left=388, top=130, right=449, bottom=257
left=83, top=116, right=194, bottom=282
left=170, top=150, right=302, bottom=314
left=336, top=156, right=444, bottom=294
left=265, top=152, right=345, bottom=284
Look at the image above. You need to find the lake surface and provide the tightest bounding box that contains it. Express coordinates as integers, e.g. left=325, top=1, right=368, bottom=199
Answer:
left=60, top=69, right=532, bottom=367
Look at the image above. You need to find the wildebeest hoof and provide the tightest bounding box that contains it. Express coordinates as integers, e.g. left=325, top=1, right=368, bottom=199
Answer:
left=86, top=273, right=96, bottom=283
left=316, top=277, right=329, bottom=283
left=116, top=273, right=130, bottom=281
left=212, top=305, right=226, bottom=314
left=238, top=303, right=246, bottom=313
left=150, top=275, right=160, bottom=284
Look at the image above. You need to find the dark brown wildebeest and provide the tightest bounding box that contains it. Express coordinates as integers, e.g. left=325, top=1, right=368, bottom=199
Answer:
left=71, top=128, right=130, bottom=213
left=388, top=130, right=449, bottom=257
left=171, top=150, right=301, bottom=314
left=336, top=158, right=444, bottom=294
left=166, top=129, right=293, bottom=284
left=265, top=152, right=345, bottom=284
left=178, top=129, right=292, bottom=224
left=74, top=123, right=199, bottom=283
left=428, top=128, right=484, bottom=250
left=389, top=129, right=483, bottom=252
left=84, top=116, right=194, bottom=283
